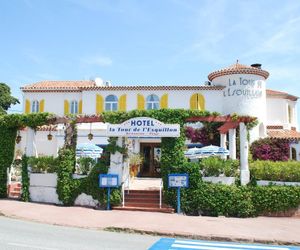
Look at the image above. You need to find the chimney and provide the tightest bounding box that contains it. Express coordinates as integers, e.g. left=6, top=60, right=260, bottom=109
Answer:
left=251, top=63, right=262, bottom=69
left=94, top=77, right=104, bottom=87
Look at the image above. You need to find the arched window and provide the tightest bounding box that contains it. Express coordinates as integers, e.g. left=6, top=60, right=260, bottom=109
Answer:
left=31, top=100, right=39, bottom=113
left=70, top=100, right=78, bottom=114
left=105, top=95, right=118, bottom=111
left=146, top=94, right=159, bottom=110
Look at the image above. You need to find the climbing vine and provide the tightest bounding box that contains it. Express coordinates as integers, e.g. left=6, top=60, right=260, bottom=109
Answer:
left=21, top=155, right=30, bottom=201
left=0, top=113, right=52, bottom=198
left=0, top=109, right=256, bottom=207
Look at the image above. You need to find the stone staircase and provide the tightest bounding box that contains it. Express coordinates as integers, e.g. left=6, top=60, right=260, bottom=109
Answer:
left=113, top=178, right=174, bottom=213
left=8, top=182, right=21, bottom=199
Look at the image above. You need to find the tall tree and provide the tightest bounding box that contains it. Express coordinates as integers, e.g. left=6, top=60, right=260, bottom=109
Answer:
left=0, top=83, right=19, bottom=114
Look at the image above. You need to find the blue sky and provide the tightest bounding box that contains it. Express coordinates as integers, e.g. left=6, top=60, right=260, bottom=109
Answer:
left=1, top=0, right=300, bottom=124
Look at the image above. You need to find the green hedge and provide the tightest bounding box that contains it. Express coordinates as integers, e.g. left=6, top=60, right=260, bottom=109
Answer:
left=199, top=157, right=239, bottom=177
left=250, top=160, right=300, bottom=182
left=163, top=162, right=300, bottom=217
left=251, top=185, right=300, bottom=214
left=189, top=184, right=255, bottom=217
left=174, top=183, right=300, bottom=217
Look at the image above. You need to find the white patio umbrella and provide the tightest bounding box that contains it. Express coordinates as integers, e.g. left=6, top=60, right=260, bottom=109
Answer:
left=184, top=145, right=229, bottom=159
left=76, top=143, right=103, bottom=158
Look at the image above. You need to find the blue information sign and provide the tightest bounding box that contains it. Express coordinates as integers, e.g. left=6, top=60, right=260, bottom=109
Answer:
left=168, top=173, right=189, bottom=214
left=99, top=174, right=119, bottom=188
left=99, top=174, right=119, bottom=210
left=168, top=173, right=189, bottom=188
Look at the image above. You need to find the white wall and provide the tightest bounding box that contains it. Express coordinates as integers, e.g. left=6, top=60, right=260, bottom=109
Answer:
left=266, top=98, right=298, bottom=129
left=82, top=89, right=223, bottom=114
left=23, top=92, right=82, bottom=116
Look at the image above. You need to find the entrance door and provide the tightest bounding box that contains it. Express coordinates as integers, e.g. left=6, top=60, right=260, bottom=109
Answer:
left=140, top=143, right=161, bottom=177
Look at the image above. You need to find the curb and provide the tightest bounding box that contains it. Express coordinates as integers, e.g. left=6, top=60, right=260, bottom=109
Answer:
left=104, top=227, right=300, bottom=246
left=1, top=209, right=300, bottom=246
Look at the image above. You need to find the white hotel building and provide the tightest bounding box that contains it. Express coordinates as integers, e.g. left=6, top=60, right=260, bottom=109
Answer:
left=18, top=62, right=300, bottom=177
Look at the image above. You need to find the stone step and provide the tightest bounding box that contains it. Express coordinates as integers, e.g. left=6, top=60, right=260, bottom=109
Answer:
left=113, top=206, right=174, bottom=213
left=125, top=189, right=160, bottom=194
left=125, top=193, right=159, bottom=199
left=9, top=191, right=21, bottom=196
left=125, top=197, right=159, bottom=203
left=124, top=202, right=162, bottom=208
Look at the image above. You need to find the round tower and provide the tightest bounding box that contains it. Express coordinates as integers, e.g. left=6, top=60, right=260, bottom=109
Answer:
left=208, top=62, right=269, bottom=142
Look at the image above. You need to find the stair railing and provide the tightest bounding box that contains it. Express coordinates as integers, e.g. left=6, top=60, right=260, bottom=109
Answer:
left=159, top=178, right=163, bottom=209
left=121, top=161, right=130, bottom=208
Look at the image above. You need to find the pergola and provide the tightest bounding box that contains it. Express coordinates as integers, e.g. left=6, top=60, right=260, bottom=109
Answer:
left=23, top=114, right=255, bottom=185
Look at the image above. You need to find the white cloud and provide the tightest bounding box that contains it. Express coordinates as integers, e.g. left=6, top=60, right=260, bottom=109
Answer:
left=81, top=55, right=113, bottom=67
left=245, top=16, right=300, bottom=57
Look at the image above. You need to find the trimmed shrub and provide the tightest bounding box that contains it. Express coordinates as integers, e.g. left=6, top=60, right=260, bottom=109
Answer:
left=199, top=157, right=239, bottom=177
left=191, top=183, right=255, bottom=217
left=251, top=185, right=300, bottom=214
left=250, top=138, right=289, bottom=161
left=174, top=182, right=300, bottom=217
left=250, top=160, right=300, bottom=182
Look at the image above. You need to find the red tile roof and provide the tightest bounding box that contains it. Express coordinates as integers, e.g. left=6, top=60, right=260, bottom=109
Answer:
left=21, top=81, right=225, bottom=92
left=21, top=80, right=95, bottom=92
left=267, top=129, right=300, bottom=140
left=266, top=89, right=298, bottom=101
left=208, top=62, right=269, bottom=81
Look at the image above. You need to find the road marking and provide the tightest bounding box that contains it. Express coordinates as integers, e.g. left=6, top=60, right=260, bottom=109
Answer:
left=8, top=242, right=60, bottom=250
left=149, top=238, right=300, bottom=250
left=174, top=240, right=290, bottom=250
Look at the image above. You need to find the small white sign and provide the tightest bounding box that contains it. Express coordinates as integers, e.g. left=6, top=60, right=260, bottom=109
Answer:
left=107, top=117, right=180, bottom=138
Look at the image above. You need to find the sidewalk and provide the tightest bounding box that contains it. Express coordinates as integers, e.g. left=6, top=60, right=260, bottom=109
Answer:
left=0, top=199, right=300, bottom=245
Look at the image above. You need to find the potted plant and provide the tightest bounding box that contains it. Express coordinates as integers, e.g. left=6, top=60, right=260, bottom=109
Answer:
left=129, top=153, right=143, bottom=178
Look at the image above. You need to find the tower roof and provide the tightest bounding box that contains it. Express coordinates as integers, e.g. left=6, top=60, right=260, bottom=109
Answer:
left=208, top=62, right=269, bottom=81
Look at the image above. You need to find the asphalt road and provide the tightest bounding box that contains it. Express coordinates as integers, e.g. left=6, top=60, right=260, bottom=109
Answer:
left=0, top=216, right=159, bottom=250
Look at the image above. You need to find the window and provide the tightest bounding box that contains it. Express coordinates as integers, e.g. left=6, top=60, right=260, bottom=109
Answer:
left=105, top=95, right=118, bottom=111
left=70, top=100, right=78, bottom=114
left=31, top=100, right=39, bottom=113
left=288, top=105, right=293, bottom=124
left=190, top=93, right=205, bottom=110
left=146, top=94, right=159, bottom=110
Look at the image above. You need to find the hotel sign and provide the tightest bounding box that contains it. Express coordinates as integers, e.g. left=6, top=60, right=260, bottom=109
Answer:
left=107, top=117, right=180, bottom=137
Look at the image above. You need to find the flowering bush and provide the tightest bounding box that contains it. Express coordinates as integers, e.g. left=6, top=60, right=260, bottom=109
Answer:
left=185, top=124, right=220, bottom=146
left=250, top=138, right=290, bottom=161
